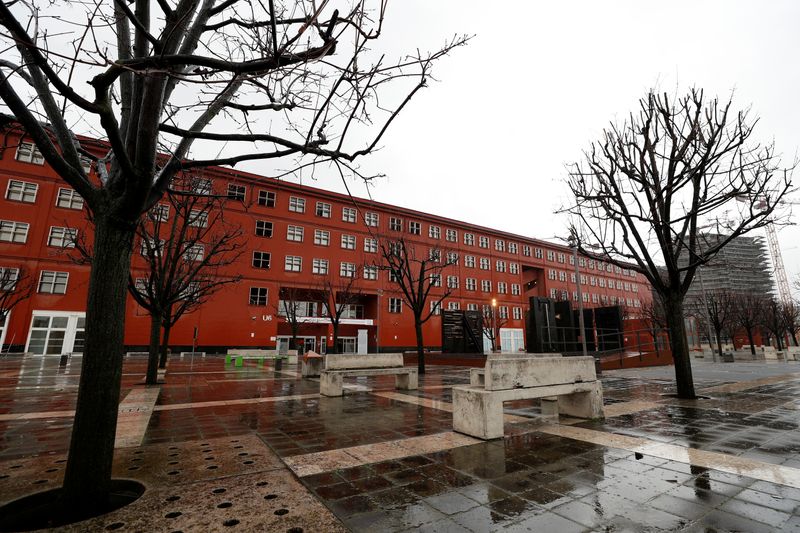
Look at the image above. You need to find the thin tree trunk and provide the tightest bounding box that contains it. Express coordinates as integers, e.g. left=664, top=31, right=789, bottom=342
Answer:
left=145, top=309, right=162, bottom=385
left=415, top=318, right=425, bottom=374
left=158, top=323, right=172, bottom=369
left=330, top=323, right=339, bottom=354
left=664, top=294, right=695, bottom=399
left=715, top=326, right=724, bottom=360
left=61, top=215, right=135, bottom=510
left=791, top=332, right=798, bottom=346
left=746, top=329, right=756, bottom=355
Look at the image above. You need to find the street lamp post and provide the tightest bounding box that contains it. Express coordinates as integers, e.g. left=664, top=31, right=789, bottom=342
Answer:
left=491, top=298, right=498, bottom=353
left=570, top=240, right=589, bottom=359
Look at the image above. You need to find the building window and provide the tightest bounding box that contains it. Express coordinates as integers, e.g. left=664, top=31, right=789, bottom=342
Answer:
left=513, top=307, right=522, bottom=320
left=464, top=255, right=476, bottom=268
left=342, top=207, right=357, bottom=223
left=465, top=278, right=476, bottom=291
left=499, top=306, right=509, bottom=319
left=535, top=248, right=543, bottom=259
left=548, top=269, right=556, bottom=280
left=185, top=244, right=205, bottom=262
left=496, top=260, right=506, bottom=273
left=258, top=190, right=276, bottom=207
left=467, top=303, right=478, bottom=311
left=286, top=225, right=304, bottom=242
left=249, top=287, right=268, bottom=306
left=509, top=263, right=519, bottom=274
left=430, top=300, right=441, bottom=315
left=389, top=217, right=402, bottom=231
left=447, top=275, right=459, bottom=289
left=56, top=188, right=84, bottom=210
left=522, top=245, right=531, bottom=257
left=340, top=262, right=356, bottom=278
left=508, top=242, right=518, bottom=254
left=0, top=267, right=20, bottom=290
left=481, top=280, right=491, bottom=292
left=557, top=253, right=565, bottom=263
left=255, top=220, right=273, bottom=237
left=364, top=238, right=378, bottom=253
left=479, top=257, right=489, bottom=270
left=464, top=233, right=475, bottom=246
left=252, top=251, right=271, bottom=269
left=341, top=234, right=356, bottom=250
left=365, top=212, right=379, bottom=227
left=430, top=274, right=442, bottom=287
left=448, top=301, right=460, bottom=311
left=479, top=236, right=489, bottom=248
left=188, top=210, right=208, bottom=227
left=314, top=229, right=330, bottom=246
left=363, top=265, right=378, bottom=280
left=0, top=220, right=29, bottom=243
left=47, top=226, right=77, bottom=248
left=227, top=183, right=246, bottom=201
left=150, top=204, right=169, bottom=222
left=408, top=221, right=421, bottom=235
left=429, top=225, right=441, bottom=239
left=312, top=258, right=328, bottom=275
left=192, top=179, right=212, bottom=195
left=389, top=269, right=400, bottom=283
left=15, top=142, right=44, bottom=165
left=388, top=298, right=402, bottom=313
left=550, top=288, right=557, bottom=298
left=6, top=180, right=38, bottom=203
left=446, top=229, right=457, bottom=242
left=289, top=196, right=305, bottom=213
left=547, top=250, right=555, bottom=261
left=429, top=248, right=441, bottom=262
left=446, top=252, right=459, bottom=264
left=497, top=282, right=507, bottom=294
left=316, top=202, right=331, bottom=218
left=569, top=255, right=575, bottom=266
left=285, top=255, right=302, bottom=272
left=559, top=271, right=567, bottom=282
left=38, top=271, right=68, bottom=294
left=140, top=238, right=164, bottom=256
left=495, top=239, right=505, bottom=252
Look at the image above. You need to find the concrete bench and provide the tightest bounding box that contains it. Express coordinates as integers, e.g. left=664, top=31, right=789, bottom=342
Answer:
left=453, top=356, right=603, bottom=440
left=225, top=350, right=286, bottom=367
left=320, top=353, right=417, bottom=397
left=301, top=350, right=324, bottom=377
left=473, top=353, right=562, bottom=386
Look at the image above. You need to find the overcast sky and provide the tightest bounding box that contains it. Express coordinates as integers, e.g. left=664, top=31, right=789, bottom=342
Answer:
left=226, top=1, right=800, bottom=293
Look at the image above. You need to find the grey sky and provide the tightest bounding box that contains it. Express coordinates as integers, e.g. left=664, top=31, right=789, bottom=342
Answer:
left=239, top=0, right=800, bottom=293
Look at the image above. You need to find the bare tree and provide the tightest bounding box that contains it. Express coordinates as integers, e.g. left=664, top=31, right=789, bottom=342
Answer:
left=762, top=297, right=786, bottom=351
left=564, top=89, right=793, bottom=398
left=317, top=267, right=363, bottom=354
left=380, top=238, right=457, bottom=373
left=731, top=292, right=767, bottom=356
left=781, top=300, right=800, bottom=347
left=0, top=0, right=467, bottom=512
left=640, top=296, right=668, bottom=356
left=130, top=180, right=243, bottom=383
left=0, top=267, right=33, bottom=336
left=274, top=286, right=310, bottom=352
left=688, top=289, right=735, bottom=360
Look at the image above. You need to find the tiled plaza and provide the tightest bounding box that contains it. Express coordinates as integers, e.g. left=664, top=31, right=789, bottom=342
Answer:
left=1, top=355, right=800, bottom=531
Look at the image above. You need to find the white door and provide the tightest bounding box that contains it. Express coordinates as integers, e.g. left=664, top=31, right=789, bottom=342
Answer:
left=500, top=328, right=525, bottom=353
left=26, top=311, right=86, bottom=356
left=0, top=310, right=9, bottom=350
left=319, top=336, right=327, bottom=354
left=357, top=329, right=368, bottom=354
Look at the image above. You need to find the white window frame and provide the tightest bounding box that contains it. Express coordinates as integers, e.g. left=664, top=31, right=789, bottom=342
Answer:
left=252, top=251, right=271, bottom=269
left=364, top=238, right=378, bottom=253
left=316, top=201, right=332, bottom=218
left=227, top=183, right=246, bottom=201
left=249, top=287, right=268, bottom=306
left=284, top=255, right=302, bottom=272
left=0, top=220, right=29, bottom=243
left=38, top=270, right=69, bottom=294
left=446, top=229, right=457, bottom=242
left=56, top=188, right=84, bottom=210
left=464, top=233, right=475, bottom=246
left=363, top=265, right=378, bottom=280
left=286, top=225, right=304, bottom=242
left=288, top=196, right=306, bottom=213
left=314, top=229, right=330, bottom=246
left=388, top=297, right=402, bottom=313
left=258, top=190, right=276, bottom=207
left=464, top=255, right=476, bottom=268
left=365, top=212, right=379, bottom=227
left=5, top=180, right=38, bottom=203
left=429, top=225, right=441, bottom=239
left=408, top=221, right=421, bottom=235
left=47, top=226, right=77, bottom=248
left=255, top=220, right=273, bottom=237
left=342, top=207, right=357, bottom=223
left=15, top=142, right=44, bottom=165
left=185, top=244, right=205, bottom=262
left=340, top=262, right=356, bottom=278
left=312, top=258, right=329, bottom=275
left=341, top=234, right=356, bottom=250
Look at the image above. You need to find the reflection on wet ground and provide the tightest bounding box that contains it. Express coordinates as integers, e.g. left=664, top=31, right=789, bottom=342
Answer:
left=1, top=355, right=800, bottom=531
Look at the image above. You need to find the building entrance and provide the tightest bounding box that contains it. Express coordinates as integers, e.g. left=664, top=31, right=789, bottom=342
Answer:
left=25, top=311, right=85, bottom=355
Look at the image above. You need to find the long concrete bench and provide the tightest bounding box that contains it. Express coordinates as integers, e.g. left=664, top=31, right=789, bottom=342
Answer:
left=320, top=353, right=417, bottom=397
left=453, top=356, right=603, bottom=440
left=225, top=349, right=298, bottom=366
left=472, top=353, right=562, bottom=386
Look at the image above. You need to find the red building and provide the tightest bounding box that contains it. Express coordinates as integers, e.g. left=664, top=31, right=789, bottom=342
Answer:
left=0, top=128, right=652, bottom=355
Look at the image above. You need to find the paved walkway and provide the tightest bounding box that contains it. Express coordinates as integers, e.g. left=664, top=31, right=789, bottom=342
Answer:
left=1, top=355, right=799, bottom=531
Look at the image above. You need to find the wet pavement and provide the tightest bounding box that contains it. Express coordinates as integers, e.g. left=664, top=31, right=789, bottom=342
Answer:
left=1, top=355, right=800, bottom=531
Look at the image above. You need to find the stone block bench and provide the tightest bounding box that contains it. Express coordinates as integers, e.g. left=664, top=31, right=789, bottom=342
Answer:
left=225, top=349, right=295, bottom=367
left=453, top=356, right=603, bottom=440
left=301, top=350, right=324, bottom=377
left=320, top=353, right=417, bottom=397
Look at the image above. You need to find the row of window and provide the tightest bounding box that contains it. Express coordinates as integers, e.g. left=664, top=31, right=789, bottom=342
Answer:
left=546, top=269, right=639, bottom=292
left=386, top=297, right=523, bottom=319
left=547, top=287, right=642, bottom=308
left=0, top=267, right=69, bottom=294
left=0, top=221, right=77, bottom=247
left=5, top=181, right=85, bottom=209
left=545, top=250, right=638, bottom=279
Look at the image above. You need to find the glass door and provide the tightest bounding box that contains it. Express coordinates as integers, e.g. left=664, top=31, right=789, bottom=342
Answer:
left=26, top=312, right=86, bottom=356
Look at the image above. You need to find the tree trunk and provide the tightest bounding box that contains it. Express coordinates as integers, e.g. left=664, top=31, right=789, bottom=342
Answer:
left=746, top=328, right=756, bottom=355
left=146, top=309, right=162, bottom=385
left=714, top=326, right=724, bottom=360
left=159, top=323, right=172, bottom=368
left=791, top=331, right=798, bottom=347
left=330, top=323, right=339, bottom=354
left=61, top=215, right=135, bottom=510
left=663, top=294, right=695, bottom=399
left=414, top=318, right=425, bottom=374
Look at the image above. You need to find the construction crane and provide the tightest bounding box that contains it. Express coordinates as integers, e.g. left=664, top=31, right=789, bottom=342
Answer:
left=756, top=198, right=799, bottom=305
